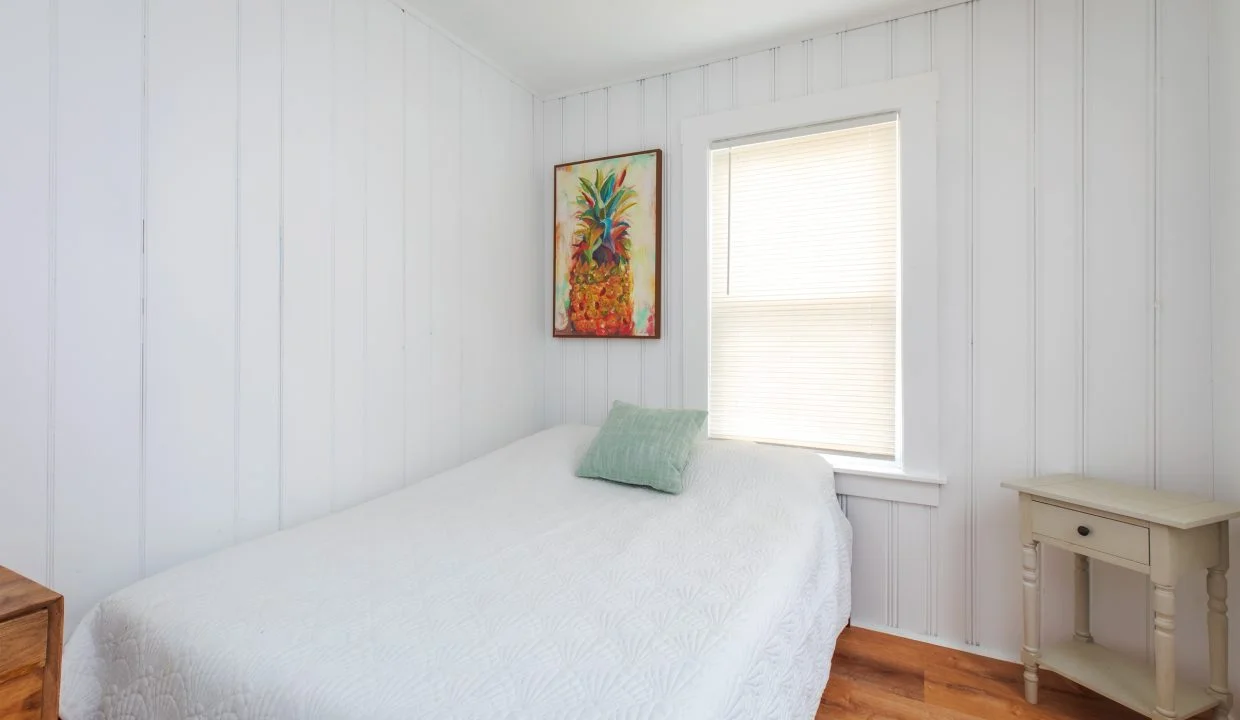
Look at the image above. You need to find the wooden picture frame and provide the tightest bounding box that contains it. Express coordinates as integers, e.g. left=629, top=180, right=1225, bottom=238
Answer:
left=552, top=149, right=662, bottom=339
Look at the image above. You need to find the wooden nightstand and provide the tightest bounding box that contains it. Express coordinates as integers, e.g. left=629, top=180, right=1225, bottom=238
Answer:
left=1003, top=475, right=1240, bottom=720
left=0, top=566, right=62, bottom=720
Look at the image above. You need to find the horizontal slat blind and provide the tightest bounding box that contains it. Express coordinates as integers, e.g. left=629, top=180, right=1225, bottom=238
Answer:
left=709, top=119, right=897, bottom=457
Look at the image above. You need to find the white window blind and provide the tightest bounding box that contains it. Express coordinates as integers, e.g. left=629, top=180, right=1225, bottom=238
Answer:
left=709, top=118, right=898, bottom=458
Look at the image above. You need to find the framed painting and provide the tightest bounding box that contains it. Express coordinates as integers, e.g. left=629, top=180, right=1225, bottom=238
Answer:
left=553, top=149, right=662, bottom=338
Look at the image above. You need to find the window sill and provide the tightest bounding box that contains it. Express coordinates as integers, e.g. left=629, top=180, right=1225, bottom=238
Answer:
left=821, top=454, right=943, bottom=507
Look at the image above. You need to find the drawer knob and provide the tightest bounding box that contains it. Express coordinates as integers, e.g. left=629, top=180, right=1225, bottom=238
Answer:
left=1077, top=525, right=1091, bottom=537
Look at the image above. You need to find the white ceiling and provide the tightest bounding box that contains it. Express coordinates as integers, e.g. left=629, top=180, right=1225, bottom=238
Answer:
left=401, top=0, right=926, bottom=97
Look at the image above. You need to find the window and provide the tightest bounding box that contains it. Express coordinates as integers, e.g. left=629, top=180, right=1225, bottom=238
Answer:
left=708, top=118, right=898, bottom=458
left=681, top=73, right=939, bottom=489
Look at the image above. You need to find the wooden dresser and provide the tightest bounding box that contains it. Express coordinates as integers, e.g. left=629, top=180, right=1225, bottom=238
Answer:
left=0, top=566, right=62, bottom=720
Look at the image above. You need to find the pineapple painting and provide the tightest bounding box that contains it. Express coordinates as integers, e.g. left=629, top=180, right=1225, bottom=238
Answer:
left=553, top=150, right=661, bottom=339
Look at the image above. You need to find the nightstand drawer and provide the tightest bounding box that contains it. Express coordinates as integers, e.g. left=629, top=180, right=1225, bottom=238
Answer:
left=1031, top=501, right=1150, bottom=565
left=0, top=610, right=47, bottom=682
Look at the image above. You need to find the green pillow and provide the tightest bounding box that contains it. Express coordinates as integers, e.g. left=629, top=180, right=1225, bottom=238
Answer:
left=576, top=401, right=708, bottom=494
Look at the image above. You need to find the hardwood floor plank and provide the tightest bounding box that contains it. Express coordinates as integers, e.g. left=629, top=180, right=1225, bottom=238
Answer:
left=820, top=675, right=929, bottom=719
left=821, top=627, right=1210, bottom=720
left=834, top=625, right=933, bottom=675
left=831, top=649, right=926, bottom=701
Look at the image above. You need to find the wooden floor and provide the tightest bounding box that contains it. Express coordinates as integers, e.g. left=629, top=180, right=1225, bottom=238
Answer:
left=818, top=627, right=1211, bottom=719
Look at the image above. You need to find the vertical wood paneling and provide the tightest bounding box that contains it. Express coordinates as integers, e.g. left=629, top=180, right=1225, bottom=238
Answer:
left=893, top=14, right=931, bottom=77
left=604, top=81, right=645, bottom=411
left=847, top=497, right=891, bottom=627
left=459, top=54, right=484, bottom=456
left=930, top=1, right=974, bottom=644
left=52, top=0, right=144, bottom=624
left=542, top=97, right=565, bottom=424
left=639, top=76, right=669, bottom=407
left=1033, top=0, right=1084, bottom=649
left=489, top=66, right=515, bottom=448
left=499, top=75, right=530, bottom=444
left=1214, top=1, right=1240, bottom=501
left=461, top=57, right=484, bottom=454
left=403, top=14, right=433, bottom=483
left=281, top=0, right=334, bottom=527
left=706, top=59, right=733, bottom=113
left=1211, top=8, right=1240, bottom=484
left=363, top=0, right=406, bottom=494
left=1155, top=0, right=1212, bottom=497
left=144, top=0, right=238, bottom=573
left=0, top=0, right=52, bottom=586
left=519, top=88, right=542, bottom=438
left=896, top=504, right=931, bottom=634
left=843, top=22, right=892, bottom=86
left=969, top=0, right=1032, bottom=651
left=428, top=34, right=462, bottom=472
left=484, top=69, right=510, bottom=445
left=810, top=33, right=843, bottom=94
left=331, top=0, right=367, bottom=511
left=735, top=50, right=773, bottom=106
left=1083, top=0, right=1154, bottom=658
left=236, top=0, right=283, bottom=543
left=776, top=42, right=807, bottom=99
left=2, top=0, right=543, bottom=635
left=1083, top=2, right=1154, bottom=485
left=665, top=67, right=704, bottom=408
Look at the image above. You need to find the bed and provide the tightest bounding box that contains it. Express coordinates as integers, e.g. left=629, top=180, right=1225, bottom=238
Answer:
left=61, top=424, right=852, bottom=720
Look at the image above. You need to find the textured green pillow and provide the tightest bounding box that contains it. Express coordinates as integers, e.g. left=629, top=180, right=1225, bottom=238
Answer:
left=576, top=401, right=708, bottom=494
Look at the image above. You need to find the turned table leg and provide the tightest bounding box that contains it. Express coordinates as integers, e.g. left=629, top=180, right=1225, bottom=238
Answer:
left=1074, top=553, right=1092, bottom=643
left=1153, top=581, right=1177, bottom=720
left=1022, top=540, right=1041, bottom=704
left=1208, top=525, right=1232, bottom=720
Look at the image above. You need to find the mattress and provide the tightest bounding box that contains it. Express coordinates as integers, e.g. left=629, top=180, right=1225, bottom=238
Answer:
left=62, top=425, right=852, bottom=720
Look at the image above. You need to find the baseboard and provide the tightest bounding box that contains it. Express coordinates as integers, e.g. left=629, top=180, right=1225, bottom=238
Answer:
left=848, top=620, right=1022, bottom=665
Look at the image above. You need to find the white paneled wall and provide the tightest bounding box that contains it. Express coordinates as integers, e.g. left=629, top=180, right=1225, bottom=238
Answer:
left=1214, top=0, right=1240, bottom=706
left=0, top=0, right=542, bottom=629
left=539, top=0, right=1227, bottom=688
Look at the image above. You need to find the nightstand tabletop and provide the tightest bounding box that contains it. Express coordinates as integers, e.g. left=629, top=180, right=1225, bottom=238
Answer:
left=0, top=566, right=59, bottom=623
left=1001, top=474, right=1240, bottom=530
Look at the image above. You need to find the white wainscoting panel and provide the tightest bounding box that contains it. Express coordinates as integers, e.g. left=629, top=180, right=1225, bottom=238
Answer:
left=52, top=0, right=146, bottom=621
left=0, top=0, right=542, bottom=630
left=143, top=0, right=240, bottom=577
left=538, top=0, right=1225, bottom=693
left=236, top=0, right=284, bottom=545
left=0, top=0, right=54, bottom=589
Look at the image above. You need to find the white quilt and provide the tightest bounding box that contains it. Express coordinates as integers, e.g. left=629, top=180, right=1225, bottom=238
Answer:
left=62, top=425, right=852, bottom=720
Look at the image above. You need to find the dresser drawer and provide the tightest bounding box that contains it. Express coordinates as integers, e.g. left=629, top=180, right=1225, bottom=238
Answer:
left=1031, top=501, right=1150, bottom=565
left=0, top=670, right=43, bottom=720
left=0, top=611, right=47, bottom=682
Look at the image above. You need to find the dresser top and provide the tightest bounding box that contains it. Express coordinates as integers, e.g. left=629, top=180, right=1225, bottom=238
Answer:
left=1001, top=474, right=1240, bottom=530
left=0, top=565, right=60, bottom=623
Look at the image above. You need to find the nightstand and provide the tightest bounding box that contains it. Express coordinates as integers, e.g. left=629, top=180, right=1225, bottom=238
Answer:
left=0, top=566, right=62, bottom=720
left=1003, top=475, right=1240, bottom=720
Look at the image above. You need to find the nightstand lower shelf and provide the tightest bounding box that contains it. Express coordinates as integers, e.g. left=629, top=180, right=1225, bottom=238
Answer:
left=1040, top=641, right=1219, bottom=720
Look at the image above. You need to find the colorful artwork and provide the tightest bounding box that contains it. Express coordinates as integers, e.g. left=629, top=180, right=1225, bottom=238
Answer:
left=553, top=149, right=661, bottom=338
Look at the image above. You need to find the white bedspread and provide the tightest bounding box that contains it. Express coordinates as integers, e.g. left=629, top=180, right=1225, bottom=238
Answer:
left=62, top=425, right=852, bottom=720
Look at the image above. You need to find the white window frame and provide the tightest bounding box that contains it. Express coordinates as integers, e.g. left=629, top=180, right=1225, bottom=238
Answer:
left=680, top=73, right=942, bottom=505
